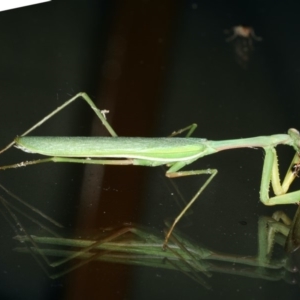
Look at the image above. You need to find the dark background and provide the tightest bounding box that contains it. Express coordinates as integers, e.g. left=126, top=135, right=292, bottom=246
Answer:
left=0, top=1, right=299, bottom=299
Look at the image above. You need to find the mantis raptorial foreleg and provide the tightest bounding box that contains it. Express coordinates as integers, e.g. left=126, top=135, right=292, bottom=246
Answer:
left=260, top=148, right=300, bottom=205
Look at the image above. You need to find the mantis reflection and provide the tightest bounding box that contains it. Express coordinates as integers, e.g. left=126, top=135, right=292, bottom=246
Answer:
left=1, top=184, right=299, bottom=290
left=13, top=210, right=300, bottom=289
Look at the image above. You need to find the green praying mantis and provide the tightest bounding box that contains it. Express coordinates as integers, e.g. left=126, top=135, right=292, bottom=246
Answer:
left=0, top=92, right=300, bottom=248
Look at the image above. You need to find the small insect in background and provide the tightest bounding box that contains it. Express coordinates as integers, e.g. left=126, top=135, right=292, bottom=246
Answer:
left=225, top=25, right=262, bottom=68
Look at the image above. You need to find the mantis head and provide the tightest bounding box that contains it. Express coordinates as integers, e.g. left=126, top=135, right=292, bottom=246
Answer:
left=288, top=128, right=300, bottom=153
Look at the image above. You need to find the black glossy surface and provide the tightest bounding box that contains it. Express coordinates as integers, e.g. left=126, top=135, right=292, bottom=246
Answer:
left=0, top=1, right=299, bottom=299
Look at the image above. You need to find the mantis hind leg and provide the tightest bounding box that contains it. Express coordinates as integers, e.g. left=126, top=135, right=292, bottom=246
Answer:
left=0, top=93, right=118, bottom=154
